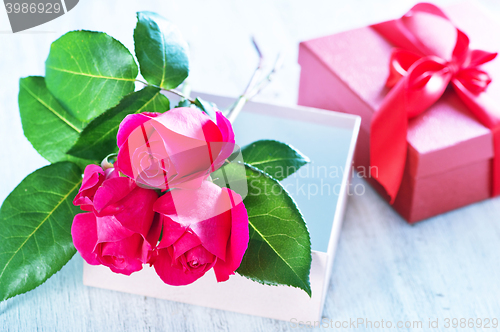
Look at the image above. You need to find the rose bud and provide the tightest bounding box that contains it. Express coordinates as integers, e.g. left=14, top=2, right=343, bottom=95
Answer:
left=72, top=165, right=160, bottom=275
left=115, top=108, right=235, bottom=191
left=152, top=180, right=249, bottom=285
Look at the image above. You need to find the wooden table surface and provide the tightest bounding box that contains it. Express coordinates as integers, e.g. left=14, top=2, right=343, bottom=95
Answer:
left=2, top=0, right=500, bottom=331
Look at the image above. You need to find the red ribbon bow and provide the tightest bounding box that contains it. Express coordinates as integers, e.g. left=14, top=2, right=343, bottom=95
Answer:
left=370, top=3, right=499, bottom=203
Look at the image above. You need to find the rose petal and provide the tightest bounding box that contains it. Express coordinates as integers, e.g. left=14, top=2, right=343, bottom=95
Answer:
left=99, top=233, right=144, bottom=275
left=146, top=213, right=162, bottom=248
left=213, top=199, right=249, bottom=282
left=111, top=186, right=158, bottom=237
left=116, top=113, right=161, bottom=178
left=73, top=165, right=105, bottom=210
left=169, top=173, right=210, bottom=190
left=144, top=213, right=162, bottom=263
left=81, top=164, right=105, bottom=189
left=171, top=231, right=202, bottom=259
left=185, top=245, right=215, bottom=265
left=211, top=141, right=235, bottom=173
left=153, top=181, right=235, bottom=226
left=149, top=123, right=215, bottom=183
left=117, top=113, right=160, bottom=148
left=95, top=215, right=135, bottom=243
left=71, top=213, right=100, bottom=265
left=131, top=139, right=170, bottom=190
left=153, top=107, right=222, bottom=142
left=115, top=141, right=134, bottom=178
left=157, top=216, right=187, bottom=248
left=215, top=111, right=235, bottom=144
left=153, top=191, right=177, bottom=217
left=154, top=248, right=208, bottom=286
left=74, top=197, right=95, bottom=212
left=210, top=112, right=235, bottom=172
left=93, top=177, right=136, bottom=212
left=190, top=210, right=231, bottom=260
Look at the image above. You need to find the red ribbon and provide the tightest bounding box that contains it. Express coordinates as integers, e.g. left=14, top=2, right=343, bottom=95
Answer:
left=370, top=3, right=499, bottom=203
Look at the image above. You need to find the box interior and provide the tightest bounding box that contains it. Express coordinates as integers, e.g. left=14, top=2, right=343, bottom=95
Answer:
left=190, top=93, right=357, bottom=252
left=233, top=111, right=353, bottom=252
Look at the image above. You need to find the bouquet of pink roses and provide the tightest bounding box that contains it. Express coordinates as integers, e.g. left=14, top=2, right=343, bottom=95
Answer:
left=72, top=107, right=248, bottom=285
left=0, top=12, right=312, bottom=301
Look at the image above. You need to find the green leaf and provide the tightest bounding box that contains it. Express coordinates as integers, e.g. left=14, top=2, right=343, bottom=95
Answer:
left=242, top=140, right=310, bottom=181
left=67, top=86, right=170, bottom=161
left=237, top=164, right=312, bottom=296
left=18, top=76, right=94, bottom=169
left=18, top=76, right=84, bottom=159
left=45, top=30, right=138, bottom=122
left=134, top=11, right=189, bottom=89
left=211, top=150, right=248, bottom=198
left=0, top=162, right=83, bottom=302
left=176, top=99, right=191, bottom=108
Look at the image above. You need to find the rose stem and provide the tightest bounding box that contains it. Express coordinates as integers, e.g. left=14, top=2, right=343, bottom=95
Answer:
left=135, top=79, right=196, bottom=104
left=227, top=39, right=283, bottom=124
left=227, top=38, right=265, bottom=123
left=246, top=53, right=284, bottom=100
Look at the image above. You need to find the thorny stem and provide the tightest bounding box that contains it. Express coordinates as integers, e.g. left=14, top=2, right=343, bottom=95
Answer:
left=242, top=38, right=265, bottom=97
left=137, top=37, right=281, bottom=122
left=227, top=96, right=248, bottom=123
left=246, top=53, right=284, bottom=100
left=226, top=38, right=282, bottom=123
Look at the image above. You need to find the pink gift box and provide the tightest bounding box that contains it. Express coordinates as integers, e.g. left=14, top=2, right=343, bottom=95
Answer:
left=298, top=2, right=500, bottom=223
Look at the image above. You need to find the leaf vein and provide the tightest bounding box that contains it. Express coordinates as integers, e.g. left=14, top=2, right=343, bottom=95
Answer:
left=0, top=179, right=82, bottom=282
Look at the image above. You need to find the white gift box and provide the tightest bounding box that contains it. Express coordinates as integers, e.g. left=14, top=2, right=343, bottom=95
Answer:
left=83, top=92, right=361, bottom=322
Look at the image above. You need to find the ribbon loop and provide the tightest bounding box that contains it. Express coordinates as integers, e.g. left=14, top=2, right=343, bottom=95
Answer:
left=455, top=67, right=492, bottom=94
left=406, top=57, right=451, bottom=118
left=386, top=49, right=421, bottom=87
left=370, top=3, right=498, bottom=203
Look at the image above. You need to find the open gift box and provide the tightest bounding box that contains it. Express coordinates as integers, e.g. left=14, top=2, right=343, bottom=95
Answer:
left=83, top=92, right=361, bottom=321
left=298, top=2, right=500, bottom=223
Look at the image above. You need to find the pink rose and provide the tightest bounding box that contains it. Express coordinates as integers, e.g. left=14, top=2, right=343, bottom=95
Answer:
left=72, top=165, right=160, bottom=275
left=152, top=180, right=249, bottom=285
left=116, top=108, right=235, bottom=191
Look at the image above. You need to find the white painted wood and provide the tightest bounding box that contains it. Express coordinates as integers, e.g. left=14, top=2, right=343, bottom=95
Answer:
left=2, top=0, right=500, bottom=331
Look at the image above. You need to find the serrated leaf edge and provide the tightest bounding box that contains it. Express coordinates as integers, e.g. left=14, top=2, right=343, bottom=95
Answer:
left=240, top=163, right=312, bottom=296
left=45, top=30, right=138, bottom=83
left=0, top=172, right=82, bottom=284
left=242, top=139, right=310, bottom=180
